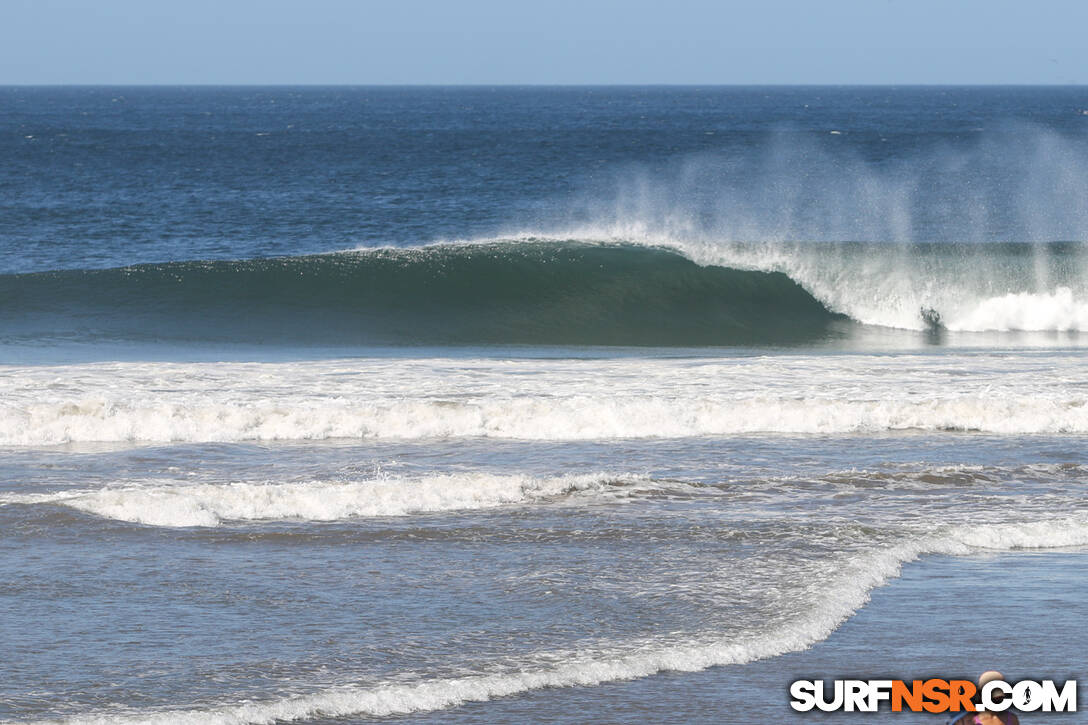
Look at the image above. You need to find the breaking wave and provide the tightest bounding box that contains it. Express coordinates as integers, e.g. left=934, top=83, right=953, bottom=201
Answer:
left=5, top=238, right=1088, bottom=348
left=0, top=242, right=838, bottom=347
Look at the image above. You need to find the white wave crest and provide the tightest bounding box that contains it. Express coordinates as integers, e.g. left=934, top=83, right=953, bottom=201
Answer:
left=5, top=473, right=646, bottom=527
left=35, top=516, right=1088, bottom=725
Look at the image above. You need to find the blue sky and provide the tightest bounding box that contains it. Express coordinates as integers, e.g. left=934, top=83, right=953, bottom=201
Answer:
left=3, top=0, right=1086, bottom=85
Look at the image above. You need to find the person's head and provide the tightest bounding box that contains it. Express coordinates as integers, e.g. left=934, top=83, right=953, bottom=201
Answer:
left=975, top=671, right=1009, bottom=724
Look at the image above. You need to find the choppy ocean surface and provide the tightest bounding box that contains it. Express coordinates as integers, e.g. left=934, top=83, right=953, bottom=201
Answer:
left=2, top=86, right=1088, bottom=723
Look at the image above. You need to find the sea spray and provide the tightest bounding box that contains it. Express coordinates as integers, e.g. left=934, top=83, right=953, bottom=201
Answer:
left=568, top=124, right=1088, bottom=245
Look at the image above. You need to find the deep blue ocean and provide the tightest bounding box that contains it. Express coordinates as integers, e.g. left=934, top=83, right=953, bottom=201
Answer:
left=2, top=87, right=1088, bottom=723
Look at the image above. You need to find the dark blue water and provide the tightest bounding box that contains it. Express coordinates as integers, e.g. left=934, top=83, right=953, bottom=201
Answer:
left=4, top=86, right=1087, bottom=274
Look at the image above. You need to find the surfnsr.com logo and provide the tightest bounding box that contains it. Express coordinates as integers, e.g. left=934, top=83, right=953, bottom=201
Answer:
left=789, top=678, right=1077, bottom=713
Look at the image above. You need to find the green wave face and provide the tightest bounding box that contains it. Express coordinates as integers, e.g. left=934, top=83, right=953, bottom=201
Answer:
left=1, top=242, right=841, bottom=347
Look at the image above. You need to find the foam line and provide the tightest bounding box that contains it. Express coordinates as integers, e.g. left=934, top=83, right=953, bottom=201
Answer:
left=32, top=517, right=1088, bottom=724
left=6, top=394, right=1088, bottom=445
left=1, top=473, right=650, bottom=527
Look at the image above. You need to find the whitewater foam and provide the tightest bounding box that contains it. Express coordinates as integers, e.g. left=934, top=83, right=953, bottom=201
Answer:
left=951, top=286, right=1088, bottom=332
left=6, top=393, right=1088, bottom=445
left=5, top=353, right=1088, bottom=446
left=1, top=473, right=646, bottom=527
